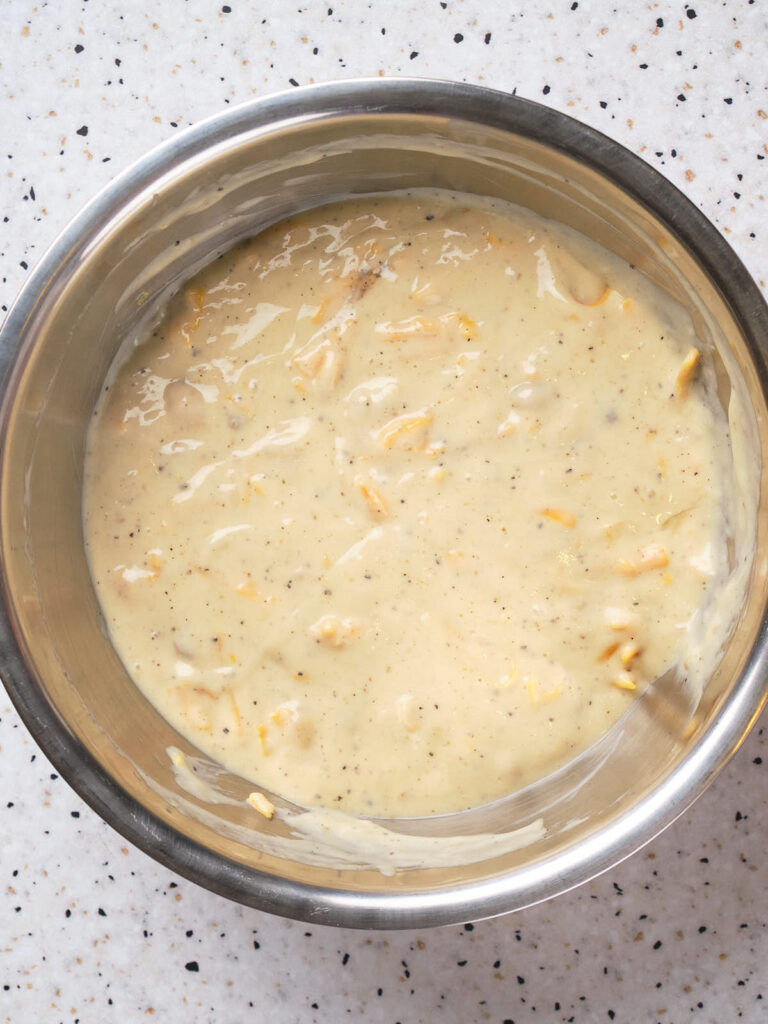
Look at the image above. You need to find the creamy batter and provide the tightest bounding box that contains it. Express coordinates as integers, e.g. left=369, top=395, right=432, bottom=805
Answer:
left=84, top=193, right=740, bottom=818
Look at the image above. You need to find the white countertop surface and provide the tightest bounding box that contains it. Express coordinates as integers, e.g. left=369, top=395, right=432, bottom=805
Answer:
left=1, top=2, right=767, bottom=1021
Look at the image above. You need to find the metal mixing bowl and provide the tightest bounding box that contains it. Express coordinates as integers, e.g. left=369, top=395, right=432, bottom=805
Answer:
left=1, top=79, right=767, bottom=929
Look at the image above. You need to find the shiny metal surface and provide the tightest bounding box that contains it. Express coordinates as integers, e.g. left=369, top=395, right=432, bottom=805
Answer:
left=1, top=79, right=767, bottom=930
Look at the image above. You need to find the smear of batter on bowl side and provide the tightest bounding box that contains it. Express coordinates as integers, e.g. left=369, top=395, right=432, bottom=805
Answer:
left=83, top=191, right=745, bottom=818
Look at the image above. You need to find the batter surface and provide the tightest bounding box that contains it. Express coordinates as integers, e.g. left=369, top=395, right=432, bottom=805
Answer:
left=84, top=193, right=737, bottom=817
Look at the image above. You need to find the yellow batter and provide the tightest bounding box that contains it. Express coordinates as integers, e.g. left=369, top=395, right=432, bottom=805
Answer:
left=84, top=193, right=737, bottom=817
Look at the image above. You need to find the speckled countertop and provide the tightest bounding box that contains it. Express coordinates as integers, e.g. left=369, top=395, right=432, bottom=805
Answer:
left=1, top=2, right=767, bottom=1022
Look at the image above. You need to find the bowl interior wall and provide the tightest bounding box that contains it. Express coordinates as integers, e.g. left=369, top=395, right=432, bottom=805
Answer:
left=2, top=110, right=767, bottom=904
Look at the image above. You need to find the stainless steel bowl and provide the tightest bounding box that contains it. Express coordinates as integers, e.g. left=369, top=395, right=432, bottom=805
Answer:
left=1, top=79, right=767, bottom=929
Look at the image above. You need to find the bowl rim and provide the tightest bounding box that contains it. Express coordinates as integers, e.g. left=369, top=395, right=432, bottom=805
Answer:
left=1, top=76, right=767, bottom=930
